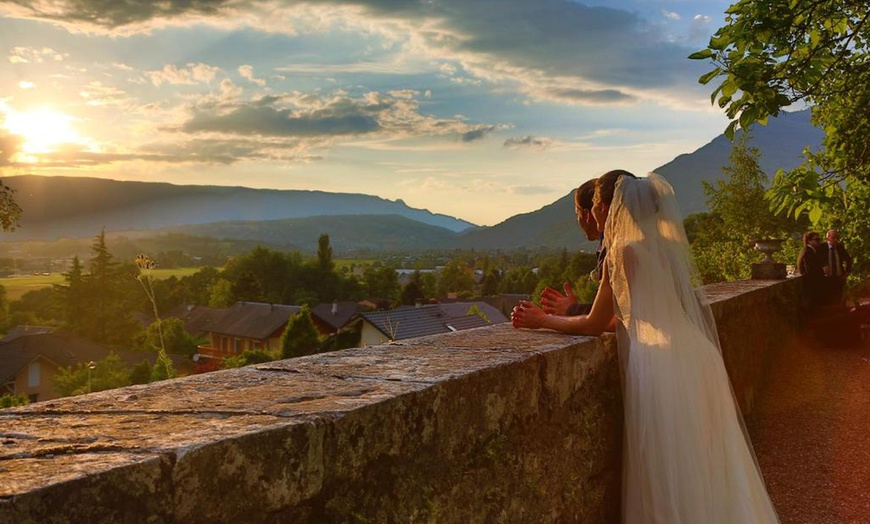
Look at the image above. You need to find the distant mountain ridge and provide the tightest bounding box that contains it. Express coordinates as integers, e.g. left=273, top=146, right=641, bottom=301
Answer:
left=457, top=109, right=824, bottom=251
left=2, top=175, right=477, bottom=241
left=0, top=109, right=824, bottom=253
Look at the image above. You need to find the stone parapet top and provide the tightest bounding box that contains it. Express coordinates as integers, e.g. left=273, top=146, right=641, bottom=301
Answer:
left=0, top=278, right=800, bottom=523
left=1, top=325, right=603, bottom=499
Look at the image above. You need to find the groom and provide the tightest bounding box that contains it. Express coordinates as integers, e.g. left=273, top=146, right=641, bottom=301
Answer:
left=540, top=170, right=635, bottom=316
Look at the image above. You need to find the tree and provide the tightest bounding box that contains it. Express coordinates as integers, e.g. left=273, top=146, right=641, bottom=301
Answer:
left=317, top=233, right=334, bottom=272
left=138, top=317, right=198, bottom=357
left=223, top=349, right=276, bottom=368
left=362, top=263, right=400, bottom=301
left=280, top=305, right=321, bottom=359
left=54, top=353, right=132, bottom=396
left=77, top=230, right=139, bottom=345
left=0, top=393, right=29, bottom=408
left=60, top=256, right=86, bottom=331
left=208, top=278, right=235, bottom=308
left=437, top=259, right=475, bottom=297
left=0, top=179, right=22, bottom=232
left=399, top=270, right=426, bottom=306
left=689, top=137, right=804, bottom=283
left=693, top=1, right=870, bottom=276
left=221, top=247, right=297, bottom=304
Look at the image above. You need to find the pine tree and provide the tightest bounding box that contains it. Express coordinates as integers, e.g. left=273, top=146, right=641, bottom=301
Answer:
left=61, top=256, right=85, bottom=333
left=280, top=305, right=321, bottom=359
left=317, top=233, right=334, bottom=272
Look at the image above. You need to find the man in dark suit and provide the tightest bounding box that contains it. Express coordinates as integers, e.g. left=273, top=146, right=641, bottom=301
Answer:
left=539, top=170, right=636, bottom=316
left=823, top=229, right=852, bottom=304
left=540, top=178, right=600, bottom=316
left=797, top=231, right=826, bottom=305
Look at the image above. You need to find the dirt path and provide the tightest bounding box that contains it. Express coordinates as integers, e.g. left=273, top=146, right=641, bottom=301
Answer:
left=745, top=331, right=870, bottom=524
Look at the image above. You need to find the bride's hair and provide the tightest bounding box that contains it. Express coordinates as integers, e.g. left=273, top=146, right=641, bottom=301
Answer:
left=595, top=169, right=637, bottom=207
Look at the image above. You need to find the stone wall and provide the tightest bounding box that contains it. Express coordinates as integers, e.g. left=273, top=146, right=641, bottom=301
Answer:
left=0, top=278, right=802, bottom=524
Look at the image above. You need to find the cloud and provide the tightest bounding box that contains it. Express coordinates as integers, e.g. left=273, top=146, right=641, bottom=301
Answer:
left=541, top=87, right=636, bottom=105
left=238, top=65, right=266, bottom=86
left=146, top=63, right=221, bottom=86
left=662, top=11, right=681, bottom=21
left=504, top=135, right=553, bottom=150
left=178, top=90, right=507, bottom=142
left=80, top=81, right=130, bottom=106
left=690, top=14, right=713, bottom=43
left=7, top=46, right=67, bottom=64
left=3, top=0, right=717, bottom=108
left=0, top=131, right=24, bottom=166
left=460, top=125, right=502, bottom=142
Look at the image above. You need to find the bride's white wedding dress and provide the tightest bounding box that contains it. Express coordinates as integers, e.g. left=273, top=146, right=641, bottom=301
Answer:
left=606, top=174, right=779, bottom=524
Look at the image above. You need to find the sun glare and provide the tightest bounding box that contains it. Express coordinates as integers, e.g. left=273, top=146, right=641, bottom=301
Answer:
left=2, top=107, right=84, bottom=157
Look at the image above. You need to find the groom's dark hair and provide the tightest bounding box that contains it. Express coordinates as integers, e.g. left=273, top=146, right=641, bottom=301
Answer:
left=574, top=179, right=597, bottom=211
left=596, top=169, right=637, bottom=206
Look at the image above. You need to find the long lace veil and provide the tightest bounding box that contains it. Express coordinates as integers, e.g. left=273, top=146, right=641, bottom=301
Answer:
left=605, top=172, right=720, bottom=354
left=605, top=173, right=770, bottom=508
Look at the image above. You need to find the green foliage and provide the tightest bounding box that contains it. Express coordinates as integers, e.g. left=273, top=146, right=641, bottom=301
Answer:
left=129, top=359, right=153, bottom=385
left=690, top=138, right=805, bottom=283
left=54, top=353, right=132, bottom=397
left=317, top=233, right=334, bottom=272
left=399, top=270, right=426, bottom=306
left=56, top=231, right=142, bottom=346
left=280, top=305, right=321, bottom=359
left=466, top=304, right=490, bottom=323
left=0, top=393, right=29, bottom=408
left=362, top=263, right=400, bottom=301
left=0, top=179, right=22, bottom=232
left=437, top=259, right=475, bottom=297
left=138, top=317, right=198, bottom=357
left=208, top=278, right=235, bottom=308
left=703, top=136, right=799, bottom=241
left=223, top=349, right=276, bottom=368
left=696, top=0, right=870, bottom=279
left=136, top=254, right=176, bottom=381
left=571, top=275, right=600, bottom=304
left=497, top=266, right=538, bottom=295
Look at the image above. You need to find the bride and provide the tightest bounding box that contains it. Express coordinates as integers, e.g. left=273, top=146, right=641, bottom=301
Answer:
left=511, top=172, right=779, bottom=523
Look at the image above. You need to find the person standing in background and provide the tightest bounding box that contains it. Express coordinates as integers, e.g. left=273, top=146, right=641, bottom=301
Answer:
left=797, top=231, right=825, bottom=306
left=823, top=229, right=852, bottom=305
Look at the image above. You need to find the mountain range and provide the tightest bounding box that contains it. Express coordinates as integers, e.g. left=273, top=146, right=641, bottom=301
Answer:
left=1, top=109, right=823, bottom=253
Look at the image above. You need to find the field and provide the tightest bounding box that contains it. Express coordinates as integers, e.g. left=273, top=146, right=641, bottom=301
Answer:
left=0, top=267, right=204, bottom=301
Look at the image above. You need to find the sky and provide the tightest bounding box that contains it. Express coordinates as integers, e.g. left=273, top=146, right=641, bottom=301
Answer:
left=0, top=0, right=736, bottom=227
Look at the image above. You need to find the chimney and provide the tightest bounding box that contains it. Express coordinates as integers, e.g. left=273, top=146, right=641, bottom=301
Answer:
left=331, top=300, right=338, bottom=316
left=415, top=299, right=422, bottom=308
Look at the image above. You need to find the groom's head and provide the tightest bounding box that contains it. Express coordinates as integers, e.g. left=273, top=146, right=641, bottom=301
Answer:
left=574, top=179, right=600, bottom=240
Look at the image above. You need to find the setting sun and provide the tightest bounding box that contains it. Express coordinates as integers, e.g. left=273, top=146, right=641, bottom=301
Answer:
left=2, top=107, right=83, bottom=156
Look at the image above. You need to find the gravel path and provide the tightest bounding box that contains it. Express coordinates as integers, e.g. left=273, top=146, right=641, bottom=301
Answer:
left=745, top=330, right=870, bottom=524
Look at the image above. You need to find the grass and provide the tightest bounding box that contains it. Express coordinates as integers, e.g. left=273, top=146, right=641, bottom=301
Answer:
left=0, top=267, right=204, bottom=301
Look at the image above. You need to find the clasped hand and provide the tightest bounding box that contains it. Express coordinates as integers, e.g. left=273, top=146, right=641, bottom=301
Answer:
left=511, top=299, right=547, bottom=329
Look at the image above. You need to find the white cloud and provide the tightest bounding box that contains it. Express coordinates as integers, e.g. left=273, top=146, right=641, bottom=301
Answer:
left=238, top=65, right=266, bottom=86
left=146, top=63, right=221, bottom=86
left=8, top=47, right=67, bottom=64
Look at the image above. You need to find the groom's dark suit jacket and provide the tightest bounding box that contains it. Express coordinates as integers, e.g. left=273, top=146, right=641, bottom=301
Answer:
left=566, top=238, right=607, bottom=316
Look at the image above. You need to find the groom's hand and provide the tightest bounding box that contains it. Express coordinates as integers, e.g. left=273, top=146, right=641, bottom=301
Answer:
left=541, top=281, right=578, bottom=315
